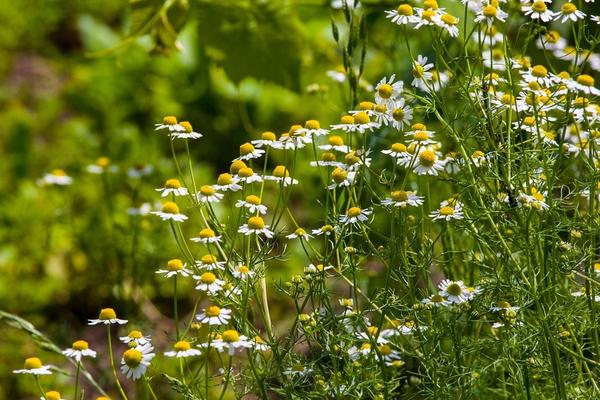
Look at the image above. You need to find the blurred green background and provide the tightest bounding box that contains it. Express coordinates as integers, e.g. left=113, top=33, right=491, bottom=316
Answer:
left=0, top=0, right=411, bottom=398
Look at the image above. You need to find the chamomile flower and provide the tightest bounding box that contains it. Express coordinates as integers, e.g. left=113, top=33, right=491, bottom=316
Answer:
left=251, top=336, right=270, bottom=351
left=381, top=142, right=412, bottom=165
left=406, top=124, right=437, bottom=146
left=155, top=258, right=192, bottom=278
left=236, top=142, right=265, bottom=161
left=385, top=4, right=419, bottom=25
left=120, top=343, right=155, bottom=380
left=411, top=55, right=434, bottom=88
left=236, top=167, right=263, bottom=184
left=295, top=119, right=329, bottom=138
left=310, top=151, right=343, bottom=168
left=62, top=340, right=97, bottom=362
left=264, top=165, right=298, bottom=186
left=574, top=74, right=600, bottom=96
left=556, top=2, right=586, bottom=22
left=286, top=228, right=312, bottom=241
left=41, top=391, right=64, bottom=400
left=328, top=167, right=356, bottom=189
left=86, top=157, right=117, bottom=174
left=327, top=65, right=346, bottom=82
left=194, top=272, right=224, bottom=294
left=191, top=228, right=222, bottom=244
left=415, top=7, right=442, bottom=29
left=438, top=12, right=460, bottom=37
left=214, top=173, right=242, bottom=192
left=252, top=131, right=283, bottom=149
left=156, top=178, right=188, bottom=197
left=238, top=216, right=275, bottom=238
left=13, top=357, right=53, bottom=375
left=319, top=135, right=349, bottom=153
left=381, top=190, right=424, bottom=207
left=88, top=308, right=128, bottom=326
left=120, top=330, right=152, bottom=346
left=127, top=163, right=153, bottom=179
left=430, top=198, right=464, bottom=221
left=388, top=98, right=414, bottom=129
left=474, top=4, right=508, bottom=26
left=335, top=112, right=379, bottom=133
left=412, top=148, right=445, bottom=176
left=438, top=280, right=469, bottom=304
left=196, top=254, right=226, bottom=271
left=231, top=264, right=256, bottom=280
left=421, top=294, right=450, bottom=307
left=39, top=169, right=73, bottom=186
left=375, top=75, right=404, bottom=108
left=522, top=1, right=556, bottom=22
left=196, top=305, right=232, bottom=325
left=305, top=263, right=334, bottom=274
left=348, top=343, right=373, bottom=360
left=312, top=224, right=335, bottom=236
left=204, top=329, right=253, bottom=356
left=164, top=340, right=201, bottom=358
left=339, top=207, right=372, bottom=226
left=592, top=15, right=600, bottom=25
left=235, top=195, right=268, bottom=215
left=155, top=115, right=184, bottom=132
left=152, top=201, right=188, bottom=222
left=171, top=121, right=202, bottom=139
left=490, top=301, right=520, bottom=313
left=517, top=187, right=549, bottom=210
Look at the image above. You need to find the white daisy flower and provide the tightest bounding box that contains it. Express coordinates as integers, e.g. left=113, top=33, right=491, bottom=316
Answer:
left=120, top=343, right=155, bottom=381
left=438, top=280, right=470, bottom=304
left=62, top=340, right=96, bottom=362
left=555, top=2, right=586, bottom=23
left=86, top=157, right=117, bottom=174
left=319, top=135, right=350, bottom=153
left=330, top=112, right=379, bottom=134
left=438, top=12, right=460, bottom=37
left=381, top=190, right=424, bottom=207
left=294, top=119, right=330, bottom=138
left=13, top=358, right=53, bottom=375
left=164, top=340, right=202, bottom=358
left=203, top=330, right=253, bottom=356
left=196, top=185, right=224, bottom=203
left=326, top=66, right=346, bottom=82
left=190, top=228, right=222, bottom=244
left=406, top=124, right=437, bottom=146
left=152, top=201, right=188, bottom=222
left=127, top=202, right=152, bottom=216
left=312, top=224, right=335, bottom=236
left=196, top=305, right=232, bottom=325
left=213, top=173, right=242, bottom=192
left=277, top=133, right=307, bottom=150
left=88, top=308, right=128, bottom=326
left=238, top=216, right=275, bottom=238
left=592, top=15, right=600, bottom=25
left=411, top=55, right=434, bottom=88
left=231, top=264, right=256, bottom=280
left=310, top=151, right=343, bottom=168
left=236, top=142, right=265, bottom=161
left=39, top=169, right=73, bottom=186
left=388, top=98, right=413, bottom=130
left=348, top=343, right=373, bottom=360
left=155, top=115, right=185, bottom=132
left=490, top=301, right=521, bottom=313
left=120, top=330, right=152, bottom=347
left=414, top=7, right=443, bottom=29
left=474, top=4, right=508, bottom=26
left=385, top=4, right=419, bottom=25
left=430, top=199, right=464, bottom=221
left=339, top=207, right=372, bottom=226
left=237, top=167, right=263, bottom=184
left=196, top=254, right=226, bottom=271
left=263, top=165, right=298, bottom=187
left=194, top=271, right=224, bottom=294
left=286, top=227, right=313, bottom=241
left=573, top=74, right=600, bottom=96
left=252, top=131, right=283, bottom=149
left=412, top=148, right=445, bottom=176
left=235, top=195, right=268, bottom=215
left=328, top=167, right=356, bottom=189
left=517, top=187, right=549, bottom=210
left=251, top=336, right=270, bottom=352
left=170, top=121, right=202, bottom=139
left=421, top=294, right=450, bottom=307
left=381, top=142, right=412, bottom=165
left=155, top=178, right=188, bottom=197
left=374, top=74, right=404, bottom=108
left=520, top=65, right=558, bottom=87
left=304, top=263, right=334, bottom=274
left=522, top=1, right=556, bottom=22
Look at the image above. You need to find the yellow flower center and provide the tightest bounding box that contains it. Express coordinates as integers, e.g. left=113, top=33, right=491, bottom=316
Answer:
left=238, top=167, right=254, bottom=178
left=205, top=305, right=221, bottom=317
left=413, top=131, right=429, bottom=142
left=340, top=115, right=355, bottom=124
left=24, top=357, right=43, bottom=369
left=163, top=116, right=177, bottom=125
left=418, top=150, right=436, bottom=167
left=164, top=179, right=181, bottom=189
left=321, top=224, right=334, bottom=233
left=273, top=165, right=289, bottom=178
left=52, top=169, right=66, bottom=176
left=531, top=1, right=547, bottom=12
left=446, top=282, right=463, bottom=296
left=305, top=119, right=320, bottom=129
left=497, top=301, right=511, bottom=309
left=424, top=0, right=438, bottom=10
left=523, top=116, right=536, bottom=126
left=439, top=206, right=455, bottom=216
left=378, top=344, right=392, bottom=356
left=561, top=2, right=576, bottom=13
left=99, top=308, right=117, bottom=320
left=353, top=111, right=371, bottom=124
left=174, top=341, right=191, bottom=351
left=222, top=330, right=240, bottom=343
left=96, top=157, right=110, bottom=168
left=577, top=74, right=595, bottom=87
left=123, top=349, right=142, bottom=368
left=422, top=9, right=435, bottom=21
left=392, top=108, right=405, bottom=121
left=162, top=201, right=180, bottom=214
left=179, top=121, right=193, bottom=133
left=545, top=31, right=560, bottom=43
left=46, top=391, right=62, bottom=400
left=359, top=101, right=374, bottom=110
left=441, top=13, right=458, bottom=25
left=391, top=142, right=407, bottom=153
left=483, top=5, right=497, bottom=17
left=360, top=343, right=371, bottom=351
left=431, top=294, right=445, bottom=303
left=72, top=340, right=89, bottom=350
left=329, top=135, right=344, bottom=146
left=378, top=83, right=394, bottom=99
left=238, top=265, right=250, bottom=273
left=239, top=143, right=255, bottom=156
left=322, top=152, right=337, bottom=162
left=248, top=216, right=265, bottom=230
left=397, top=4, right=413, bottom=16
left=391, top=191, right=409, bottom=202
left=289, top=124, right=302, bottom=134
left=217, top=173, right=233, bottom=186
left=200, top=185, right=215, bottom=196
left=241, top=195, right=259, bottom=206
left=345, top=152, right=359, bottom=165
left=331, top=167, right=348, bottom=183
left=230, top=160, right=247, bottom=175
left=531, top=65, right=548, bottom=78
left=200, top=272, right=216, bottom=284
left=347, top=207, right=362, bottom=218
left=492, top=49, right=504, bottom=61
left=501, top=94, right=515, bottom=105
left=128, top=330, right=143, bottom=339
left=294, top=228, right=306, bottom=236
left=199, top=228, right=215, bottom=238
left=261, top=131, right=276, bottom=141
left=367, top=326, right=379, bottom=335
left=472, top=150, right=485, bottom=158
left=201, top=254, right=217, bottom=264
left=412, top=64, right=425, bottom=78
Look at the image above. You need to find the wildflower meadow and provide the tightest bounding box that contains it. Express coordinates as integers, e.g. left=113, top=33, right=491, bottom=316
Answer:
left=2, top=0, right=600, bottom=398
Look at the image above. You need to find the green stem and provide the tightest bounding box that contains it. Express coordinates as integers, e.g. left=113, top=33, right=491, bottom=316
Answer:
left=107, top=326, right=129, bottom=400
